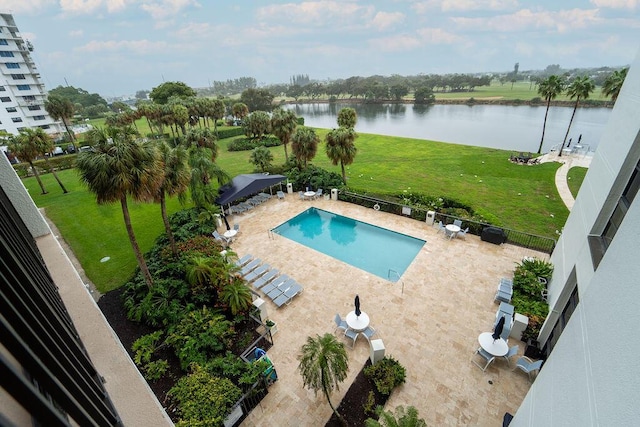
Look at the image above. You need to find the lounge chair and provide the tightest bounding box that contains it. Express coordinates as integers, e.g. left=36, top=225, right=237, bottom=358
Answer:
left=234, top=254, right=253, bottom=267
left=252, top=269, right=279, bottom=290
left=267, top=278, right=296, bottom=300
left=261, top=274, right=290, bottom=295
left=277, top=190, right=285, bottom=199
left=243, top=263, right=270, bottom=282
left=273, top=282, right=303, bottom=307
left=239, top=258, right=261, bottom=276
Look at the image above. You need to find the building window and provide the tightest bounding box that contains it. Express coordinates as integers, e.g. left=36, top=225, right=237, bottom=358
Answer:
left=33, top=115, right=45, bottom=121
left=11, top=74, right=26, bottom=80
left=11, top=117, right=22, bottom=123
left=0, top=51, right=15, bottom=57
left=6, top=62, right=20, bottom=69
left=0, top=39, right=8, bottom=45
left=17, top=85, right=31, bottom=91
left=542, top=285, right=579, bottom=357
left=0, top=86, right=5, bottom=91
left=22, top=95, right=36, bottom=101
left=0, top=97, right=11, bottom=102
left=6, top=107, right=17, bottom=113
left=589, top=159, right=640, bottom=268
left=28, top=105, right=41, bottom=111
left=39, top=125, right=50, bottom=130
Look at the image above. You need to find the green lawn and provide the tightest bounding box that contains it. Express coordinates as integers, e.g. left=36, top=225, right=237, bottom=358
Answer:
left=567, top=166, right=589, bottom=198
left=22, top=120, right=569, bottom=293
left=435, top=81, right=610, bottom=101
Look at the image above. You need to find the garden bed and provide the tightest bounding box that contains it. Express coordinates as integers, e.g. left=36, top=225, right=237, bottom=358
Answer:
left=325, top=359, right=387, bottom=427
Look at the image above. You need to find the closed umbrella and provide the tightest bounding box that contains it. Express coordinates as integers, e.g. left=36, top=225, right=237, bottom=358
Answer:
left=355, top=295, right=361, bottom=317
left=221, top=213, right=231, bottom=231
left=492, top=315, right=505, bottom=341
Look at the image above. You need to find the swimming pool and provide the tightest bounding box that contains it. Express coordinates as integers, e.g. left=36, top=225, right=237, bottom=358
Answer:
left=271, top=207, right=425, bottom=281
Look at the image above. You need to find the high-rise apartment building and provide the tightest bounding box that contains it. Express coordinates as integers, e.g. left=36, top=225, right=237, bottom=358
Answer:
left=0, top=13, right=60, bottom=135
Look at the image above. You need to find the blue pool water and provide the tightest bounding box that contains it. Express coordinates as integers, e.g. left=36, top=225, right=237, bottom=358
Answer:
left=272, top=207, right=425, bottom=281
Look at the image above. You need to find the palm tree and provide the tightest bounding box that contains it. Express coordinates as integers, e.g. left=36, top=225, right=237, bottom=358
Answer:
left=602, top=68, right=628, bottom=104
left=326, top=127, right=358, bottom=183
left=8, top=131, right=47, bottom=194
left=156, top=142, right=190, bottom=257
left=76, top=126, right=163, bottom=289
left=270, top=108, right=298, bottom=158
left=337, top=107, right=357, bottom=129
left=26, top=128, right=68, bottom=193
left=365, top=405, right=427, bottom=427
left=45, top=94, right=77, bottom=151
left=291, top=127, right=319, bottom=169
left=298, top=333, right=349, bottom=426
left=559, top=76, right=595, bottom=157
left=232, top=102, right=249, bottom=122
left=219, top=277, right=253, bottom=315
left=536, top=75, right=565, bottom=154
left=184, top=127, right=228, bottom=209
left=250, top=146, right=274, bottom=172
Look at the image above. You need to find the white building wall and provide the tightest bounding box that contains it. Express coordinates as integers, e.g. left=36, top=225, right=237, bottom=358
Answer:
left=511, top=50, right=640, bottom=426
left=0, top=13, right=61, bottom=136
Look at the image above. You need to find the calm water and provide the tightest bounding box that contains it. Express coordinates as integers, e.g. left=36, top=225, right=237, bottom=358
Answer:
left=272, top=207, right=425, bottom=282
left=285, top=103, right=612, bottom=153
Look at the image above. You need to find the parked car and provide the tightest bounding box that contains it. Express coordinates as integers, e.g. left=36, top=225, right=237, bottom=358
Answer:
left=78, top=145, right=92, bottom=153
left=52, top=147, right=64, bottom=156
left=67, top=144, right=76, bottom=154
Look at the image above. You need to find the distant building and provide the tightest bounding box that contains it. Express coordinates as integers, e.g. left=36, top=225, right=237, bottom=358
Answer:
left=0, top=13, right=61, bottom=135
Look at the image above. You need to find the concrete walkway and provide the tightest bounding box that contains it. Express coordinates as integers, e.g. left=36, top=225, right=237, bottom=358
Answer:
left=539, top=151, right=593, bottom=210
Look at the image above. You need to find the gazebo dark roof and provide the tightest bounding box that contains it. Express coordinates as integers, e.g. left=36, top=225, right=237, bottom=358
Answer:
left=215, top=173, right=286, bottom=205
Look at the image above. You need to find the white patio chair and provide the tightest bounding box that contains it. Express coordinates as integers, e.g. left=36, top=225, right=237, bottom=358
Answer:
left=501, top=345, right=519, bottom=366
left=457, top=227, right=469, bottom=239
left=344, top=328, right=359, bottom=348
left=472, top=347, right=495, bottom=372
left=436, top=221, right=446, bottom=234
left=514, top=356, right=543, bottom=381
left=361, top=326, right=376, bottom=342
left=277, top=190, right=285, bottom=199
left=453, top=219, right=463, bottom=228
left=334, top=314, right=348, bottom=334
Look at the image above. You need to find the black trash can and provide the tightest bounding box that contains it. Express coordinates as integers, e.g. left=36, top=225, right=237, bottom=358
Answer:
left=481, top=226, right=507, bottom=245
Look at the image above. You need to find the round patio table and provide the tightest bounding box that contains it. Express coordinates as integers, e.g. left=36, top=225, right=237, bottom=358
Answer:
left=304, top=191, right=315, bottom=200
left=224, top=229, right=238, bottom=240
left=478, top=332, right=508, bottom=357
left=346, top=311, right=370, bottom=332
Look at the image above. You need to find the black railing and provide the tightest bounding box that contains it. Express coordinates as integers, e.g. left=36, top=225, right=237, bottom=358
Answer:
left=0, top=185, right=122, bottom=426
left=340, top=191, right=556, bottom=254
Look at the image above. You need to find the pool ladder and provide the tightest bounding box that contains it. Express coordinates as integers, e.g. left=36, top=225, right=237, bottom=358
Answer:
left=388, top=269, right=405, bottom=294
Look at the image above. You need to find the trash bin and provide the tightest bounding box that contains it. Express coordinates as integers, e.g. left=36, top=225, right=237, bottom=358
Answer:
left=510, top=313, right=529, bottom=340
left=370, top=339, right=385, bottom=365
left=214, top=214, right=222, bottom=228
left=331, top=188, right=338, bottom=201
left=286, top=182, right=293, bottom=194
left=425, top=210, right=435, bottom=225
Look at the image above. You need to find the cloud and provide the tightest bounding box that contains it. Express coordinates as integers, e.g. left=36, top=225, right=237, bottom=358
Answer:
left=590, top=0, right=638, bottom=9
left=370, top=11, right=405, bottom=31
left=411, top=0, right=518, bottom=13
left=416, top=27, right=464, bottom=44
left=369, top=27, right=462, bottom=52
left=75, top=39, right=170, bottom=55
left=68, top=29, right=84, bottom=37
left=451, top=8, right=601, bottom=33
left=59, top=0, right=106, bottom=14
left=2, top=0, right=56, bottom=13
left=256, top=1, right=375, bottom=26
left=140, top=0, right=200, bottom=20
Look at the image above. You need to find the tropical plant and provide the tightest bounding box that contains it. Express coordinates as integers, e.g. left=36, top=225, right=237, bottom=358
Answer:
left=291, top=127, right=319, bottom=169
left=13, top=128, right=68, bottom=193
left=536, top=75, right=565, bottom=154
left=337, top=107, right=357, bottom=129
left=76, top=125, right=163, bottom=288
left=298, top=333, right=349, bottom=426
left=231, top=102, right=249, bottom=121
left=168, top=364, right=242, bottom=426
left=364, top=356, right=406, bottom=395
left=242, top=111, right=271, bottom=140
left=249, top=146, right=274, bottom=172
left=156, top=142, right=190, bottom=257
left=219, top=277, right=253, bottom=315
left=44, top=94, right=76, bottom=150
left=559, top=76, right=595, bottom=157
left=149, top=81, right=196, bottom=104
left=185, top=128, right=229, bottom=209
left=325, top=127, right=358, bottom=182
left=602, top=67, right=628, bottom=103
left=8, top=131, right=48, bottom=194
left=270, top=107, right=298, bottom=158
left=365, top=405, right=427, bottom=427
left=132, top=331, right=168, bottom=381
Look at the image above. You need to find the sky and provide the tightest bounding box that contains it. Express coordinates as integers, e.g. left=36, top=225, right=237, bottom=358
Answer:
left=4, top=0, right=639, bottom=98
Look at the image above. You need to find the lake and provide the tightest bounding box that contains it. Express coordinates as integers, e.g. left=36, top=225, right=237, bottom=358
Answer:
left=284, top=103, right=612, bottom=153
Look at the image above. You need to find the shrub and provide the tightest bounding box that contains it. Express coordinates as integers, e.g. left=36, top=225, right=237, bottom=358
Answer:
left=132, top=331, right=169, bottom=381
left=168, top=364, right=242, bottom=427
left=205, top=352, right=270, bottom=388
left=216, top=127, right=244, bottom=140
left=363, top=391, right=377, bottom=415
left=287, top=165, right=344, bottom=192
left=228, top=136, right=281, bottom=151
left=364, top=356, right=406, bottom=395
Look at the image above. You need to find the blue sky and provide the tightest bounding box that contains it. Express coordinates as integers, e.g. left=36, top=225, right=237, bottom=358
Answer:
left=5, top=0, right=639, bottom=97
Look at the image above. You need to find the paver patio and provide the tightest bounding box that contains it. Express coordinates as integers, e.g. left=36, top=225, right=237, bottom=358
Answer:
left=231, top=194, right=546, bottom=426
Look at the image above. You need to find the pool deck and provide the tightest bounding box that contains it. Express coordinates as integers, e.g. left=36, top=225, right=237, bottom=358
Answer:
left=231, top=194, right=545, bottom=426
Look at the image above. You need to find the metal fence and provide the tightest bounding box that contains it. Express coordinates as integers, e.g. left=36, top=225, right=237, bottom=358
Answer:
left=340, top=191, right=556, bottom=254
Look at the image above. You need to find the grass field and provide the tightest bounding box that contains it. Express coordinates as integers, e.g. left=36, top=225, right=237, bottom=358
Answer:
left=567, top=166, right=589, bottom=198
left=25, top=118, right=569, bottom=292
left=434, top=81, right=609, bottom=102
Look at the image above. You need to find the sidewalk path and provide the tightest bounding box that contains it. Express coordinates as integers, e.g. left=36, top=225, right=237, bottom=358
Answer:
left=539, top=151, right=593, bottom=210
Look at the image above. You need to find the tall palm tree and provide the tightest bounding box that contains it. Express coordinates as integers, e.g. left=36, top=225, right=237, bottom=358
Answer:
left=8, top=131, right=47, bottom=194
left=27, top=128, right=68, bottom=193
left=45, top=94, right=76, bottom=151
left=298, top=334, right=349, bottom=426
left=602, top=67, right=628, bottom=104
left=156, top=142, right=190, bottom=257
left=232, top=102, right=249, bottom=122
left=326, top=127, right=358, bottom=183
left=291, top=127, right=319, bottom=169
left=76, top=126, right=163, bottom=289
left=559, top=76, right=595, bottom=157
left=184, top=127, right=228, bottom=209
left=365, top=405, right=427, bottom=427
left=250, top=146, right=274, bottom=172
left=337, top=107, right=357, bottom=129
left=536, top=75, right=565, bottom=154
left=271, top=108, right=298, bottom=159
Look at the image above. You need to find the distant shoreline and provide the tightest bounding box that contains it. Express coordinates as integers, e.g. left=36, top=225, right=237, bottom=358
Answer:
left=279, top=98, right=613, bottom=109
